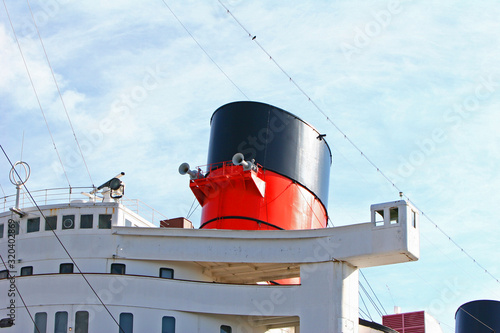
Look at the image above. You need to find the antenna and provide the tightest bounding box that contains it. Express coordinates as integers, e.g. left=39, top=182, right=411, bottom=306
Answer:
left=9, top=161, right=30, bottom=217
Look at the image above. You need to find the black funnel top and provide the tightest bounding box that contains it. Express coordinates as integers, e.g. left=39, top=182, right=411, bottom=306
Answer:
left=207, top=101, right=332, bottom=207
left=455, top=300, right=500, bottom=333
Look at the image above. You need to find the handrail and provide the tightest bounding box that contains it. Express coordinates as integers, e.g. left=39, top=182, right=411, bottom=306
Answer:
left=0, top=187, right=168, bottom=226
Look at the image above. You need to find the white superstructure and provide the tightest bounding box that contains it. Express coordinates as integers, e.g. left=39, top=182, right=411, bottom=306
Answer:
left=0, top=181, right=419, bottom=332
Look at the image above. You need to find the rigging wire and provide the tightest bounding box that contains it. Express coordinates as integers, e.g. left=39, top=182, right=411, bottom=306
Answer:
left=457, top=307, right=496, bottom=332
left=159, top=0, right=249, bottom=100
left=0, top=146, right=125, bottom=333
left=360, top=270, right=387, bottom=316
left=358, top=288, right=373, bottom=321
left=186, top=197, right=198, bottom=219
left=0, top=253, right=41, bottom=333
left=216, top=0, right=500, bottom=288
left=1, top=0, right=71, bottom=187
left=26, top=0, right=95, bottom=188
left=359, top=281, right=384, bottom=318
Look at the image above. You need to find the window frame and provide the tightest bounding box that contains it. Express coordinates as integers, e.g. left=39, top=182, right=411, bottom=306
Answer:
left=27, top=217, right=40, bottom=233
left=62, top=215, right=75, bottom=230
left=21, top=266, right=33, bottom=276
left=59, top=263, right=74, bottom=274
left=111, top=263, right=126, bottom=275
left=45, top=216, right=57, bottom=231
left=80, top=214, right=94, bottom=229
left=98, top=214, right=112, bottom=229
left=118, top=312, right=133, bottom=333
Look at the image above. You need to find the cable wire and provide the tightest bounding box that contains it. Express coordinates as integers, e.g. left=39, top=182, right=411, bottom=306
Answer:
left=1, top=145, right=125, bottom=333
left=159, top=0, right=249, bottom=100
left=0, top=253, right=40, bottom=333
left=217, top=0, right=500, bottom=287
left=26, top=0, right=95, bottom=187
left=360, top=270, right=387, bottom=315
left=457, top=307, right=496, bottom=332
left=1, top=0, right=71, bottom=187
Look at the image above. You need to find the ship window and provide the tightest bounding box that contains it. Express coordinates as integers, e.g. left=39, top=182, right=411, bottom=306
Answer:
left=75, top=311, right=89, bottom=333
left=111, top=263, right=126, bottom=275
left=412, top=210, right=417, bottom=228
left=375, top=209, right=384, bottom=226
left=62, top=215, right=75, bottom=230
left=389, top=207, right=399, bottom=224
left=27, top=217, right=40, bottom=233
left=34, top=312, right=47, bottom=333
left=21, top=266, right=33, bottom=276
left=54, top=311, right=68, bottom=333
left=45, top=216, right=57, bottom=231
left=99, top=214, right=112, bottom=229
left=159, top=268, right=174, bottom=279
left=0, top=224, right=3, bottom=238
left=0, top=270, right=8, bottom=279
left=60, top=263, right=74, bottom=274
left=220, top=325, right=232, bottom=333
left=14, top=221, right=19, bottom=235
left=162, top=316, right=175, bottom=333
left=80, top=214, right=93, bottom=229
left=118, top=313, right=133, bottom=333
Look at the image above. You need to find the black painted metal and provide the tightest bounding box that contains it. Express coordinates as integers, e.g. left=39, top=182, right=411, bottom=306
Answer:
left=455, top=300, right=500, bottom=333
left=207, top=101, right=332, bottom=208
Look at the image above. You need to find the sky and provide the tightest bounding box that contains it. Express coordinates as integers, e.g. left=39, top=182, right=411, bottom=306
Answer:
left=1, top=0, right=499, bottom=330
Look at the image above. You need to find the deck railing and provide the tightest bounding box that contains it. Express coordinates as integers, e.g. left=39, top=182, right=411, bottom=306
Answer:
left=0, top=187, right=167, bottom=226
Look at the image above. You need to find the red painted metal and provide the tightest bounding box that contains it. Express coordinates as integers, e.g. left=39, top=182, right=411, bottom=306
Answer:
left=383, top=311, right=426, bottom=333
left=190, top=161, right=327, bottom=230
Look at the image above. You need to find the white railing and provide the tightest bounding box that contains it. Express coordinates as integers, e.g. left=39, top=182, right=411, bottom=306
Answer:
left=0, top=187, right=168, bottom=226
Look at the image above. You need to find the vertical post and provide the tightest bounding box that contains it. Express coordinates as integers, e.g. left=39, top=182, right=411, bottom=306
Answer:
left=299, top=261, right=359, bottom=332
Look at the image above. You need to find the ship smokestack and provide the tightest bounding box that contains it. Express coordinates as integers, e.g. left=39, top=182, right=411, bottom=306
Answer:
left=186, top=101, right=332, bottom=230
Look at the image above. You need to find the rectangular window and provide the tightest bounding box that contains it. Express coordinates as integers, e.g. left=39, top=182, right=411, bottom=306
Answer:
left=119, top=313, right=133, bottom=333
left=220, top=325, right=232, bottom=333
left=98, top=214, right=112, bottom=229
left=27, top=217, right=40, bottom=233
left=111, top=263, right=126, bottom=275
left=162, top=316, right=175, bottom=333
left=60, top=263, right=74, bottom=274
left=159, top=268, right=174, bottom=279
left=14, top=221, right=19, bottom=235
left=0, top=223, right=4, bottom=238
left=375, top=210, right=384, bottom=226
left=389, top=207, right=399, bottom=224
left=412, top=210, right=417, bottom=228
left=80, top=214, right=93, bottom=229
left=45, top=216, right=57, bottom=231
left=62, top=215, right=75, bottom=230
left=34, top=312, right=47, bottom=333
left=0, top=270, right=9, bottom=279
left=21, top=266, right=33, bottom=276
left=75, top=311, right=89, bottom=333
left=54, top=311, right=68, bottom=333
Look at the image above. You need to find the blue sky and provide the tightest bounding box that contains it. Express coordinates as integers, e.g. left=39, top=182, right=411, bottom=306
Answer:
left=1, top=0, right=499, bottom=330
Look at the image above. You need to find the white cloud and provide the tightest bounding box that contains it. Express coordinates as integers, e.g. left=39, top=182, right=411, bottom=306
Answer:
left=1, top=0, right=500, bottom=329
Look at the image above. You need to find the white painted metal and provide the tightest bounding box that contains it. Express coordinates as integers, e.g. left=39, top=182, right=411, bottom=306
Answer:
left=0, top=195, right=420, bottom=332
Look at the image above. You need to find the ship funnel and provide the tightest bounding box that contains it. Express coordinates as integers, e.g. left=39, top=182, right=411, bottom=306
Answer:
left=185, top=101, right=332, bottom=231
